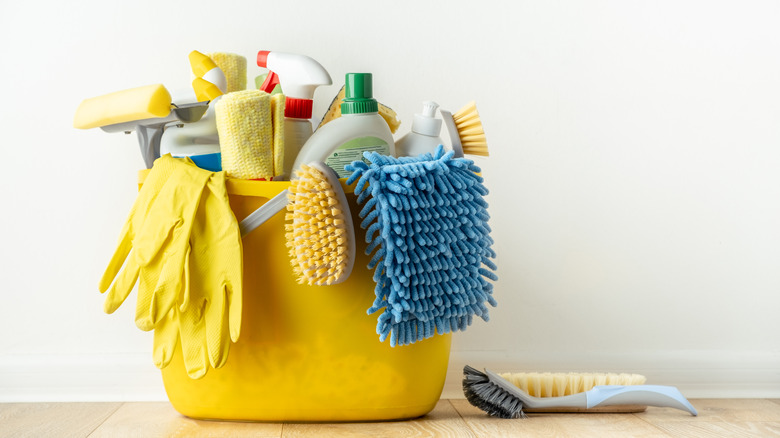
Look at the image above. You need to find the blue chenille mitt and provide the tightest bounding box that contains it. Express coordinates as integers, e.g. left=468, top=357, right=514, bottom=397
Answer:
left=345, top=145, right=498, bottom=346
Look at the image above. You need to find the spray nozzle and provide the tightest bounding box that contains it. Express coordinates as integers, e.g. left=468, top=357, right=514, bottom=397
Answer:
left=412, top=101, right=442, bottom=136
left=256, top=50, right=332, bottom=119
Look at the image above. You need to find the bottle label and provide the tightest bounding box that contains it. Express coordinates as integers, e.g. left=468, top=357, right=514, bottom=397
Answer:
left=325, top=136, right=389, bottom=178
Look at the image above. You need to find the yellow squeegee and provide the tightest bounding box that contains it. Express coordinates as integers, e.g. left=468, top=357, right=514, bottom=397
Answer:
left=73, top=84, right=172, bottom=130
left=74, top=84, right=208, bottom=168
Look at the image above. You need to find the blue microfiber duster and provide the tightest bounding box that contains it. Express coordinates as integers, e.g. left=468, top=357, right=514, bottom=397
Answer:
left=345, top=145, right=498, bottom=346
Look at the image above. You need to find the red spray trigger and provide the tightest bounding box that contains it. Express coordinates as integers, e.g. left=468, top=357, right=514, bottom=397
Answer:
left=260, top=71, right=280, bottom=93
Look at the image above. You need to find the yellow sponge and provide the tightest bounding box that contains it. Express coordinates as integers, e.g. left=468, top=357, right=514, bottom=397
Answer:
left=285, top=162, right=355, bottom=286
left=73, top=84, right=172, bottom=129
left=216, top=90, right=274, bottom=180
left=271, top=93, right=286, bottom=177
left=317, top=85, right=401, bottom=133
left=206, top=52, right=247, bottom=93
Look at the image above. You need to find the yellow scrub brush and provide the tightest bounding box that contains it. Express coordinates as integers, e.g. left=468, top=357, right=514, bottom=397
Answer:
left=238, top=162, right=355, bottom=286
left=440, top=101, right=489, bottom=158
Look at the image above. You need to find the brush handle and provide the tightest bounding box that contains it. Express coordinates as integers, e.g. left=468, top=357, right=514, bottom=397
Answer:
left=439, top=109, right=464, bottom=158
left=586, top=385, right=698, bottom=416
left=239, top=189, right=289, bottom=237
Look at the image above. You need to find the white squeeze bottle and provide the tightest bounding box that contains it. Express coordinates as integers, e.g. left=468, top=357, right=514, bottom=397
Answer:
left=292, top=73, right=395, bottom=178
left=395, top=101, right=443, bottom=157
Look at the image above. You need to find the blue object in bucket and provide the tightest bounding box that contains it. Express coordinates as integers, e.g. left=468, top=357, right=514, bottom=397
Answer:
left=186, top=152, right=222, bottom=172
left=345, top=145, right=498, bottom=347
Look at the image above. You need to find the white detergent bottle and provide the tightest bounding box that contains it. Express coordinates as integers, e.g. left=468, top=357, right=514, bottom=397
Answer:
left=257, top=50, right=332, bottom=180
left=395, top=101, right=443, bottom=158
left=292, top=73, right=395, bottom=178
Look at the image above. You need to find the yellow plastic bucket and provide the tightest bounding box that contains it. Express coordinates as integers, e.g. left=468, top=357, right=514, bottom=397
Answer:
left=143, top=174, right=452, bottom=422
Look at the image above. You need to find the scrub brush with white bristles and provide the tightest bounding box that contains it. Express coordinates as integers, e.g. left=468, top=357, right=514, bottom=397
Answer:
left=440, top=101, right=489, bottom=158
left=237, top=162, right=355, bottom=286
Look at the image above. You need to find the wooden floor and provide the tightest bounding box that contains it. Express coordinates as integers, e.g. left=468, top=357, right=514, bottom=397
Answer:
left=2, top=399, right=780, bottom=437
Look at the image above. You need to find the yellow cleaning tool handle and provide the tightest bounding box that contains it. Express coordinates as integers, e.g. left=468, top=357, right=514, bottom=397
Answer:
left=192, top=77, right=224, bottom=102
left=73, top=84, right=172, bottom=129
left=189, top=50, right=227, bottom=96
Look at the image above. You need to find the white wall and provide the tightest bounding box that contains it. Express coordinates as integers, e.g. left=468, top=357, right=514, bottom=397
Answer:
left=1, top=0, right=779, bottom=401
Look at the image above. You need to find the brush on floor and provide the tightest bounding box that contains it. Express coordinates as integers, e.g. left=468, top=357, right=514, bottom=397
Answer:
left=463, top=366, right=697, bottom=419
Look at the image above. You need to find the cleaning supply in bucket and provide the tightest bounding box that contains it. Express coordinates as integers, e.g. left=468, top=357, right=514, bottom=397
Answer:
left=206, top=52, right=247, bottom=93
left=100, top=155, right=243, bottom=378
left=154, top=170, right=243, bottom=379
left=74, top=84, right=173, bottom=129
left=189, top=50, right=227, bottom=99
left=216, top=89, right=279, bottom=180
left=395, top=101, right=443, bottom=158
left=440, top=101, right=489, bottom=157
left=238, top=162, right=355, bottom=285
left=345, top=145, right=497, bottom=346
left=463, top=366, right=698, bottom=418
left=74, top=84, right=209, bottom=169
left=285, top=162, right=355, bottom=285
left=159, top=51, right=226, bottom=172
left=318, top=84, right=402, bottom=134
left=100, top=155, right=212, bottom=330
left=293, top=73, right=395, bottom=178
left=257, top=50, right=332, bottom=180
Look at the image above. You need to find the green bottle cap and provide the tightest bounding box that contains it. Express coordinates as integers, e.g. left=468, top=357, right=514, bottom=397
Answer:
left=341, top=73, right=379, bottom=115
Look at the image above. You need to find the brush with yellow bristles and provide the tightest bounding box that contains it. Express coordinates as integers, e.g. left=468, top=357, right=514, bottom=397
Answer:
left=237, top=161, right=355, bottom=286
left=499, top=371, right=648, bottom=398
left=495, top=371, right=649, bottom=413
left=285, top=162, right=355, bottom=286
left=440, top=101, right=489, bottom=158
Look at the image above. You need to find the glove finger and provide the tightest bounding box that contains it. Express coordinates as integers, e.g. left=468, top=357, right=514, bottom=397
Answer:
left=226, top=281, right=242, bottom=343
left=103, top=255, right=140, bottom=314
left=209, top=173, right=244, bottom=343
left=203, top=286, right=229, bottom=369
left=152, top=307, right=179, bottom=369
left=98, top=222, right=134, bottom=293
left=134, top=245, right=174, bottom=331
left=178, top=299, right=208, bottom=379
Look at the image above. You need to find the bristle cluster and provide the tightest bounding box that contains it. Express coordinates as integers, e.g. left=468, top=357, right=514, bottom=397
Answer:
left=345, top=145, right=497, bottom=346
left=285, top=164, right=351, bottom=286
left=463, top=366, right=526, bottom=419
left=453, top=101, right=489, bottom=156
left=499, top=372, right=647, bottom=397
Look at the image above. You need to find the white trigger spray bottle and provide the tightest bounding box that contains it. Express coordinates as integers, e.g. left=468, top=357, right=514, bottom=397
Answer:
left=395, top=101, right=443, bottom=158
left=257, top=50, right=332, bottom=179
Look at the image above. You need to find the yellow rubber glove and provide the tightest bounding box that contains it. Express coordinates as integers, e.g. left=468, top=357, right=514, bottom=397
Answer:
left=98, top=155, right=180, bottom=299
left=100, top=156, right=212, bottom=331
left=152, top=170, right=243, bottom=379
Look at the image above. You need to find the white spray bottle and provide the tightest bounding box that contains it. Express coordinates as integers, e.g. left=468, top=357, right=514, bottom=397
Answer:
left=257, top=50, right=332, bottom=180
left=395, top=101, right=443, bottom=158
